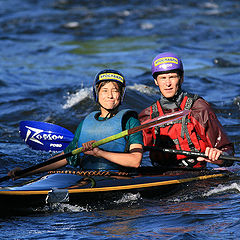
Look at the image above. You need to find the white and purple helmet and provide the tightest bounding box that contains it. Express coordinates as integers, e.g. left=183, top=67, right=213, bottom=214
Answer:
left=151, top=52, right=184, bottom=78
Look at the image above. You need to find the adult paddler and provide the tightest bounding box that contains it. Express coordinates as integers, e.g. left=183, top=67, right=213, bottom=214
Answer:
left=139, top=52, right=234, bottom=168
left=8, top=69, right=143, bottom=179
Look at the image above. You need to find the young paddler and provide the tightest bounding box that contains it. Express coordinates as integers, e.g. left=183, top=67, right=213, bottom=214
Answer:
left=8, top=69, right=143, bottom=179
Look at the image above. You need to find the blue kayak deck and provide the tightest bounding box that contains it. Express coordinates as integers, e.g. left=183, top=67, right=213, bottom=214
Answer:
left=0, top=168, right=230, bottom=212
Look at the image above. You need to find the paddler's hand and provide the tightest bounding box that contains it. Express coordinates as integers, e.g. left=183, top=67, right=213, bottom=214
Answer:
left=197, top=147, right=224, bottom=165
left=8, top=167, right=22, bottom=180
left=82, top=140, right=101, bottom=157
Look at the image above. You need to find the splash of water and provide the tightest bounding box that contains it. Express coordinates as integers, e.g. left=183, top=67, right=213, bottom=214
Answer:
left=114, top=192, right=142, bottom=204
left=204, top=182, right=240, bottom=197
left=127, top=84, right=158, bottom=95
left=234, top=96, right=240, bottom=110
left=34, top=203, right=92, bottom=213
left=62, top=87, right=92, bottom=109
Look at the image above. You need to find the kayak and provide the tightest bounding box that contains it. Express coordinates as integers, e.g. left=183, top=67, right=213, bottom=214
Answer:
left=0, top=167, right=230, bottom=213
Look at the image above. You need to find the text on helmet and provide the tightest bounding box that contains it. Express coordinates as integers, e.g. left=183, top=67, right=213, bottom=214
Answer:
left=154, top=57, right=178, bottom=67
left=99, top=73, right=124, bottom=83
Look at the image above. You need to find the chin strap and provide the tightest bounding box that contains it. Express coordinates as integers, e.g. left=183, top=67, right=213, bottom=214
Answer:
left=98, top=103, right=120, bottom=120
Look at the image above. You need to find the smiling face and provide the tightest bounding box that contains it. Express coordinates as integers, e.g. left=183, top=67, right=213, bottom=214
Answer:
left=154, top=72, right=182, bottom=98
left=98, top=81, right=121, bottom=116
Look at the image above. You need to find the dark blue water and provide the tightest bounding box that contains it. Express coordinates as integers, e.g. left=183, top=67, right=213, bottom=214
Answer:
left=0, top=0, right=240, bottom=239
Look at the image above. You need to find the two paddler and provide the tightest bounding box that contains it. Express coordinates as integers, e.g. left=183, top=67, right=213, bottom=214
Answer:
left=8, top=53, right=235, bottom=179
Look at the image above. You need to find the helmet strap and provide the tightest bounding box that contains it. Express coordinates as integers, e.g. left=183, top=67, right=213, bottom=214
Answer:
left=98, top=102, right=119, bottom=119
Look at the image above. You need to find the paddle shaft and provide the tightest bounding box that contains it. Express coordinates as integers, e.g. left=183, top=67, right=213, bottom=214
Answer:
left=66, top=110, right=189, bottom=156
left=72, top=110, right=188, bottom=155
left=0, top=151, right=74, bottom=182
left=0, top=110, right=189, bottom=183
left=143, top=146, right=240, bottom=162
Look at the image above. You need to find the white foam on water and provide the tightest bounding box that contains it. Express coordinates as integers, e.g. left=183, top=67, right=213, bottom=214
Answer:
left=172, top=195, right=192, bottom=203
left=51, top=203, right=91, bottom=212
left=34, top=203, right=92, bottom=213
left=204, top=182, right=240, bottom=197
left=114, top=192, right=141, bottom=204
left=234, top=96, right=240, bottom=110
left=127, top=84, right=159, bottom=95
left=62, top=87, right=92, bottom=109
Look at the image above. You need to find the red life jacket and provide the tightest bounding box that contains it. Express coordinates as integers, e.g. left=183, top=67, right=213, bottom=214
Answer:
left=149, top=93, right=206, bottom=168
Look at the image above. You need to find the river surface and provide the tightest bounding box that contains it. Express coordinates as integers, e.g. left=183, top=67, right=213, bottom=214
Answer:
left=0, top=0, right=240, bottom=239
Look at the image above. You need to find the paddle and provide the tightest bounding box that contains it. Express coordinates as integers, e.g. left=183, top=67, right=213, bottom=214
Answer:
left=19, top=120, right=74, bottom=152
left=0, top=110, right=189, bottom=183
left=18, top=117, right=240, bottom=163
left=143, top=146, right=240, bottom=162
